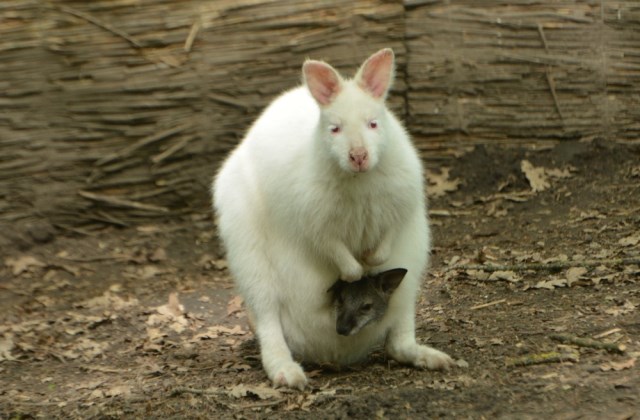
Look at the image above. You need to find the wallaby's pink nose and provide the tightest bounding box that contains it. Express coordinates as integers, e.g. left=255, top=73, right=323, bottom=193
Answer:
left=349, top=148, right=369, bottom=171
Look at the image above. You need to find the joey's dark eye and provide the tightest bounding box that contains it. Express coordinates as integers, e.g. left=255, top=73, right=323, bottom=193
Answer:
left=368, top=120, right=378, bottom=129
left=329, top=125, right=341, bottom=135
left=361, top=303, right=373, bottom=311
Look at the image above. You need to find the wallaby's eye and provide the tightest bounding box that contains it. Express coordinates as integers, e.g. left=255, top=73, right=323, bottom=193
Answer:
left=329, top=124, right=341, bottom=135
left=361, top=303, right=373, bottom=311
left=368, top=120, right=378, bottom=130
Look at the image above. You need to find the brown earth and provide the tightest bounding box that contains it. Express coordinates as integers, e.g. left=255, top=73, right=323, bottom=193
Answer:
left=1, top=140, right=639, bottom=419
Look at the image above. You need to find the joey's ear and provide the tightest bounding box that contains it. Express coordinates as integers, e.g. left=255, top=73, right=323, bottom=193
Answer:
left=303, top=60, right=343, bottom=106
left=355, top=48, right=395, bottom=100
left=327, top=279, right=347, bottom=295
left=376, top=268, right=407, bottom=296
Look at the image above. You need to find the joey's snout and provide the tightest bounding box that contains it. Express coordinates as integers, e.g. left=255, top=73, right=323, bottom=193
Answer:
left=336, top=317, right=356, bottom=336
left=348, top=147, right=369, bottom=172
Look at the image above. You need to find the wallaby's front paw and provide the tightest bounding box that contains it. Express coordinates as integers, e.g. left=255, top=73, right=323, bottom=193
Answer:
left=413, top=345, right=455, bottom=370
left=272, top=361, right=307, bottom=390
left=340, top=262, right=364, bottom=282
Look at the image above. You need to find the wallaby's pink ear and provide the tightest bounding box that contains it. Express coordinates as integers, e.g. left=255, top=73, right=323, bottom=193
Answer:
left=303, top=60, right=343, bottom=106
left=355, top=48, right=395, bottom=100
left=377, top=268, right=407, bottom=296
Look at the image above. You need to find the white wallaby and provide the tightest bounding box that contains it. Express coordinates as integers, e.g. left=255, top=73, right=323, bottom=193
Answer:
left=213, top=48, right=454, bottom=390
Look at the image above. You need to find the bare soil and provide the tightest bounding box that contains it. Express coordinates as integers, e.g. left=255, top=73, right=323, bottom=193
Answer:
left=1, top=140, right=639, bottom=419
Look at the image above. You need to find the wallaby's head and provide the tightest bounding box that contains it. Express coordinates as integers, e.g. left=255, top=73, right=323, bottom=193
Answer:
left=303, top=49, right=395, bottom=174
left=328, top=268, right=407, bottom=336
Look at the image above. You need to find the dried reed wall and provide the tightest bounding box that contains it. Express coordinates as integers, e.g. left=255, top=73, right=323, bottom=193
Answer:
left=1, top=0, right=638, bottom=230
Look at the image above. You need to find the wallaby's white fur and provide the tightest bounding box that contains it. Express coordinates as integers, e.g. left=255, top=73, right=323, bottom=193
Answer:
left=213, top=49, right=453, bottom=390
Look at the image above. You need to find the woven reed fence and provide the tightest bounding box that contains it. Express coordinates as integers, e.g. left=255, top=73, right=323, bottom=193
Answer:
left=1, top=1, right=638, bottom=231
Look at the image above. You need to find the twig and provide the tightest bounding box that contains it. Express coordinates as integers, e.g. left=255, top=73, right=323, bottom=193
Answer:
left=151, top=134, right=197, bottom=164
left=537, top=23, right=550, bottom=53
left=184, top=20, right=201, bottom=53
left=537, top=24, right=564, bottom=120
left=593, top=328, right=622, bottom=339
left=444, top=257, right=640, bottom=273
left=550, top=333, right=626, bottom=354
left=96, top=123, right=191, bottom=166
left=506, top=351, right=578, bottom=367
left=546, top=71, right=564, bottom=120
left=235, top=399, right=286, bottom=409
left=52, top=5, right=143, bottom=49
left=78, top=191, right=169, bottom=213
left=470, top=299, right=506, bottom=310
left=170, top=387, right=223, bottom=397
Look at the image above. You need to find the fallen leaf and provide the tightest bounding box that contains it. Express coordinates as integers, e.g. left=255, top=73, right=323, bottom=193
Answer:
left=534, top=277, right=567, bottom=290
left=565, top=267, right=588, bottom=286
left=79, top=291, right=139, bottom=311
left=618, top=234, right=640, bottom=247
left=488, top=270, right=520, bottom=282
left=227, top=384, right=282, bottom=400
left=157, top=293, right=184, bottom=318
left=426, top=168, right=461, bottom=197
left=149, top=247, right=167, bottom=262
left=104, top=384, right=131, bottom=398
left=5, top=255, right=45, bottom=275
left=521, top=160, right=550, bottom=192
left=0, top=334, right=16, bottom=361
left=74, top=379, right=105, bottom=390
left=605, top=301, right=637, bottom=316
left=546, top=167, right=574, bottom=179
left=193, top=324, right=246, bottom=340
left=227, top=295, right=243, bottom=317
left=600, top=358, right=636, bottom=372
left=464, top=270, right=490, bottom=281
left=88, top=389, right=105, bottom=400
left=213, top=258, right=228, bottom=270
left=147, top=327, right=166, bottom=342
left=139, top=265, right=164, bottom=279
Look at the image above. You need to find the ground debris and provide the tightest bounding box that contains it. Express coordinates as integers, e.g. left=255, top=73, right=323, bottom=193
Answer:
left=506, top=351, right=579, bottom=367
left=550, top=333, right=626, bottom=354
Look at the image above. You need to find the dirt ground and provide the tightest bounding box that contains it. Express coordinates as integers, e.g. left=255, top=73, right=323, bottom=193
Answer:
left=1, top=140, right=639, bottom=419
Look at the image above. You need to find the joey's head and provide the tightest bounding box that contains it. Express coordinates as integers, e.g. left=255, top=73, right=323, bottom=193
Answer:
left=303, top=49, right=396, bottom=174
left=328, top=268, right=407, bottom=336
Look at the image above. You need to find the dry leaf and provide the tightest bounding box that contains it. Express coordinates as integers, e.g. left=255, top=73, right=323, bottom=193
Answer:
left=227, top=384, right=282, bottom=400
left=546, top=167, right=574, bottom=179
left=605, top=301, right=637, bottom=316
left=193, top=324, right=246, bottom=341
left=147, top=327, right=166, bottom=342
left=488, top=270, right=520, bottom=282
left=565, top=267, right=588, bottom=286
left=149, top=247, right=167, bottom=262
left=521, top=161, right=574, bottom=193
left=158, top=293, right=184, bottom=318
left=227, top=295, right=243, bottom=317
left=521, top=160, right=550, bottom=192
left=5, top=255, right=45, bottom=275
left=0, top=334, right=16, bottom=361
left=426, top=168, right=461, bottom=197
left=104, top=384, right=131, bottom=398
left=534, top=277, right=567, bottom=290
left=618, top=234, right=640, bottom=247
left=139, top=265, right=163, bottom=279
left=465, top=270, right=490, bottom=281
left=80, top=291, right=139, bottom=311
left=600, top=358, right=636, bottom=372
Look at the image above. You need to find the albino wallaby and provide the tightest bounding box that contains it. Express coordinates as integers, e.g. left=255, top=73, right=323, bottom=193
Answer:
left=328, top=268, right=407, bottom=337
left=213, top=48, right=454, bottom=390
